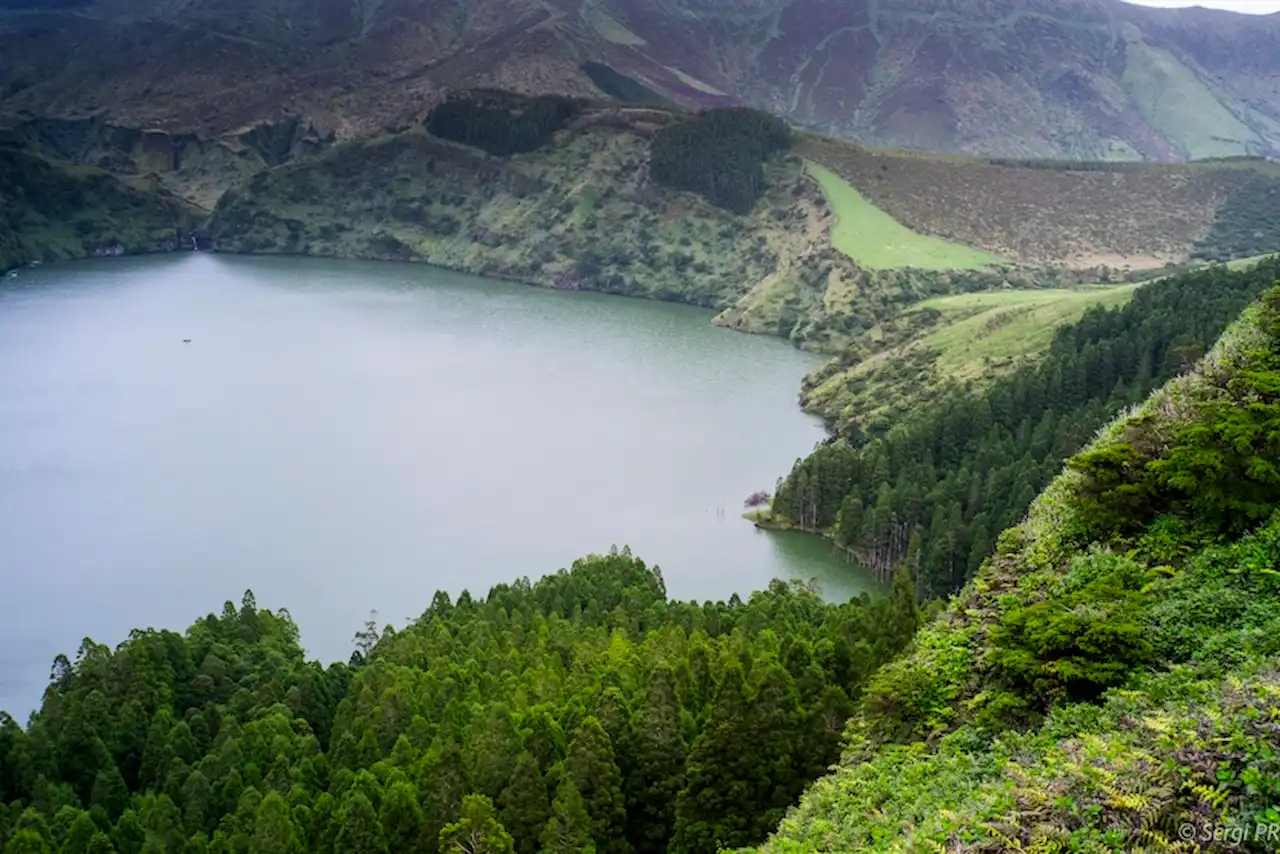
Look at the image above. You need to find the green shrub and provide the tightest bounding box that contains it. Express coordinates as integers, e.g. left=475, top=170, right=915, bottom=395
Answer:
left=988, top=559, right=1151, bottom=706
left=1069, top=285, right=1280, bottom=542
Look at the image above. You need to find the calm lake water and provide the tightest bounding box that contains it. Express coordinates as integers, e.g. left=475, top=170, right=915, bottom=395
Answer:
left=0, top=253, right=872, bottom=718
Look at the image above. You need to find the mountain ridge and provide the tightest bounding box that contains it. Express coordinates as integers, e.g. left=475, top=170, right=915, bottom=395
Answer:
left=2, top=0, right=1280, bottom=160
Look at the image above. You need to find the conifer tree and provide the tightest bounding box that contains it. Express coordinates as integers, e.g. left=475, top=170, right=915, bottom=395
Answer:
left=496, top=753, right=548, bottom=854
left=334, top=793, right=386, bottom=854
left=622, top=667, right=686, bottom=854
left=248, top=794, right=299, bottom=854
left=437, top=796, right=513, bottom=854
left=377, top=782, right=425, bottom=854
left=538, top=780, right=594, bottom=854
left=417, top=739, right=468, bottom=854
left=563, top=718, right=628, bottom=854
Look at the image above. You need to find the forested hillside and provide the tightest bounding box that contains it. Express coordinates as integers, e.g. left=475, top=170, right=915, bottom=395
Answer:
left=750, top=283, right=1280, bottom=853
left=766, top=257, right=1280, bottom=599
left=0, top=149, right=192, bottom=272
left=0, top=551, right=922, bottom=854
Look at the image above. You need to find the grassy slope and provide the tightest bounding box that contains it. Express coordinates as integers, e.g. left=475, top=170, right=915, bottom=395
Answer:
left=800, top=283, right=1139, bottom=434
left=806, top=163, right=1003, bottom=271
left=0, top=148, right=193, bottom=271
left=797, top=133, right=1280, bottom=271
left=750, top=295, right=1280, bottom=853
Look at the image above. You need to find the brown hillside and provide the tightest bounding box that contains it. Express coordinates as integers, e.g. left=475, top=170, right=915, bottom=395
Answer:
left=2, top=0, right=1279, bottom=160
left=798, top=135, right=1275, bottom=270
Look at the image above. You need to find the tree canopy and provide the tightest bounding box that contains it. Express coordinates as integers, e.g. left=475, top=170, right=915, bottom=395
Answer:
left=0, top=550, right=921, bottom=854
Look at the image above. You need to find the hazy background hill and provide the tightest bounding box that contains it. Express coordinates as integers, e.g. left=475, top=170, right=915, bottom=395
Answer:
left=1, top=0, right=1279, bottom=160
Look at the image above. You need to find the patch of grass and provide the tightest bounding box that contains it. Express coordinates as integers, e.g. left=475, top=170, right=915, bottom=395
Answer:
left=802, top=284, right=1138, bottom=434
left=806, top=163, right=1003, bottom=270
left=917, top=285, right=1139, bottom=380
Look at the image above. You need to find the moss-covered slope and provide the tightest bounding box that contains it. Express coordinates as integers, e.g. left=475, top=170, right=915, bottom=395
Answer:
left=0, top=148, right=195, bottom=271
left=750, top=286, right=1280, bottom=852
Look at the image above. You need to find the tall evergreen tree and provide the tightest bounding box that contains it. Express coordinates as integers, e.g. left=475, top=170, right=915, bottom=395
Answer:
left=333, top=793, right=386, bottom=854
left=496, top=753, right=548, bottom=854
left=247, top=794, right=299, bottom=854
left=562, top=718, right=628, bottom=854
left=436, top=796, right=513, bottom=854
left=622, top=667, right=686, bottom=854
left=539, top=780, right=594, bottom=854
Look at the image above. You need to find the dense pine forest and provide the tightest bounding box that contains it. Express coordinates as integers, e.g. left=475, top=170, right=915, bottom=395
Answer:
left=771, top=258, right=1280, bottom=599
left=424, top=92, right=587, bottom=158
left=0, top=551, right=922, bottom=854
left=648, top=110, right=791, bottom=214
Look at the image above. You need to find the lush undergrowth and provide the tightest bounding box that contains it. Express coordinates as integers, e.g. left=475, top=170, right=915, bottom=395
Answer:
left=805, top=164, right=1001, bottom=271
left=0, top=149, right=191, bottom=271
left=769, top=257, right=1280, bottom=599
left=751, top=283, right=1280, bottom=853
left=0, top=552, right=923, bottom=854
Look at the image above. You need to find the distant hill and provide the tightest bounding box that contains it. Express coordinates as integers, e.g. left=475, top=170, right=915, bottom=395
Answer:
left=1, top=0, right=1279, bottom=160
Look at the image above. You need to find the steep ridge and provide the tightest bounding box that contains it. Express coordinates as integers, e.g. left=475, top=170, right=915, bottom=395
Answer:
left=749, top=281, right=1280, bottom=853
left=3, top=0, right=1280, bottom=160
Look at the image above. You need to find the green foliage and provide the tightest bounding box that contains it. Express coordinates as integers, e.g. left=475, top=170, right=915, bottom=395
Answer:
left=988, top=555, right=1152, bottom=707
left=1069, top=284, right=1280, bottom=542
left=806, top=164, right=1002, bottom=270
left=437, top=796, right=512, bottom=854
left=539, top=779, right=593, bottom=854
left=0, top=553, right=918, bottom=854
left=425, top=91, right=584, bottom=157
left=1193, top=175, right=1280, bottom=261
left=772, top=257, right=1280, bottom=599
left=650, top=109, right=791, bottom=213
left=749, top=288, right=1280, bottom=854
left=0, top=149, right=189, bottom=270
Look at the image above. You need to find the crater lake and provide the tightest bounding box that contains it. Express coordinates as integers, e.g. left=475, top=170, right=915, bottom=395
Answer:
left=0, top=253, right=872, bottom=718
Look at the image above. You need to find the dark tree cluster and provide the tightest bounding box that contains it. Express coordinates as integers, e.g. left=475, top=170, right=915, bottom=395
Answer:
left=1191, top=175, right=1280, bottom=261
left=425, top=92, right=585, bottom=158
left=771, top=258, right=1280, bottom=601
left=0, top=550, right=922, bottom=854
left=649, top=109, right=791, bottom=214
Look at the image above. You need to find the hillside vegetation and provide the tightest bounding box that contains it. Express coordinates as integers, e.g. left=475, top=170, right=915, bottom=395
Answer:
left=800, top=283, right=1143, bottom=437
left=766, top=257, right=1280, bottom=599
left=206, top=99, right=1055, bottom=354
left=0, top=550, right=923, bottom=854
left=798, top=135, right=1280, bottom=270
left=0, top=149, right=193, bottom=272
left=749, top=282, right=1280, bottom=853
left=805, top=165, right=1003, bottom=271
